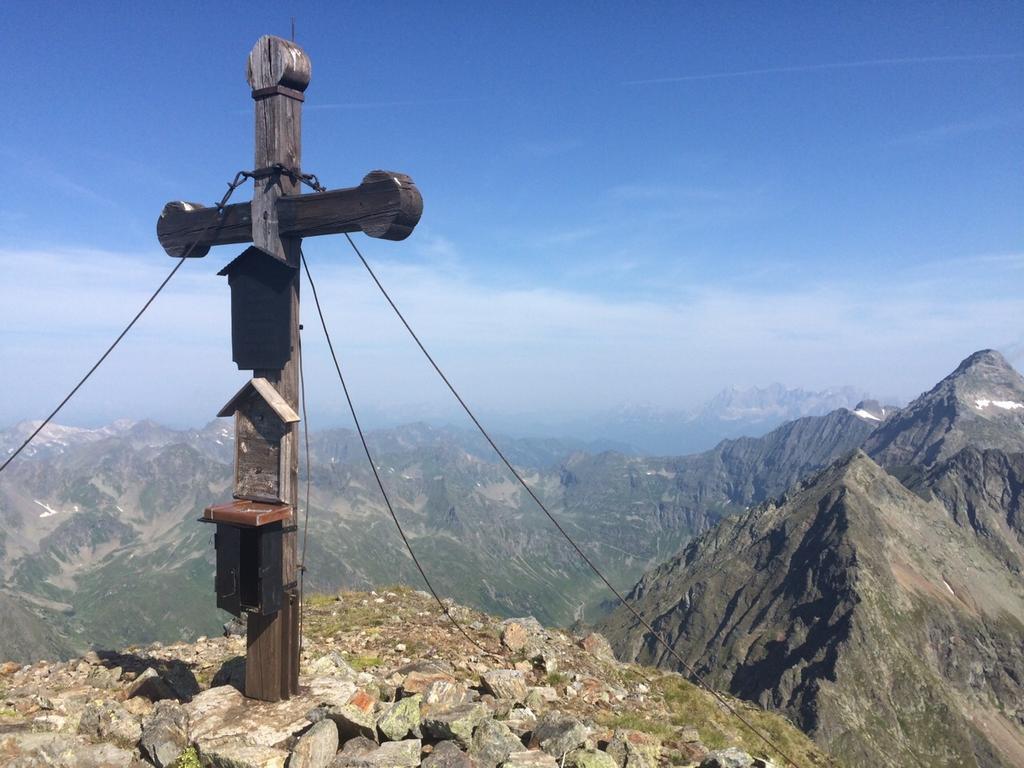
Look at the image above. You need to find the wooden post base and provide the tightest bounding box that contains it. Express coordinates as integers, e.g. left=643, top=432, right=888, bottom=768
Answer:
left=245, top=589, right=299, bottom=701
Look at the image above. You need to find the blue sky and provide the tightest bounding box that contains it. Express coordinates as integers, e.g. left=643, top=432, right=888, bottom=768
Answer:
left=1, top=1, right=1022, bottom=430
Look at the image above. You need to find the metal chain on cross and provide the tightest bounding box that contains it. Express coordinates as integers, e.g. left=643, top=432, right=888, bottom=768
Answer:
left=215, top=164, right=327, bottom=214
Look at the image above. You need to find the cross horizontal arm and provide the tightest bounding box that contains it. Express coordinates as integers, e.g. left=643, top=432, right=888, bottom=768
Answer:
left=157, top=170, right=422, bottom=258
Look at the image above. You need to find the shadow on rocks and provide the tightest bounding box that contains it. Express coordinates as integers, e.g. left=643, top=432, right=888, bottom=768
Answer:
left=96, top=650, right=201, bottom=701
left=211, top=655, right=246, bottom=693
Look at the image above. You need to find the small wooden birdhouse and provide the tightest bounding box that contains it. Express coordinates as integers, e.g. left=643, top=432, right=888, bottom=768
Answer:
left=218, top=377, right=300, bottom=504
left=217, top=246, right=296, bottom=371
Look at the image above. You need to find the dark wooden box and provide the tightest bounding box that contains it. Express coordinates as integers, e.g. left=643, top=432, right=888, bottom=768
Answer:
left=217, top=246, right=296, bottom=371
left=214, top=521, right=283, bottom=617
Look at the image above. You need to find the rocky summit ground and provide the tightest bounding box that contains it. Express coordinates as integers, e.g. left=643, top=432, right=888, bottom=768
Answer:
left=0, top=587, right=835, bottom=768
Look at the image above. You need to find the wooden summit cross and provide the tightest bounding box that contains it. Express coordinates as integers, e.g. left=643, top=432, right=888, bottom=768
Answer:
left=156, top=35, right=422, bottom=702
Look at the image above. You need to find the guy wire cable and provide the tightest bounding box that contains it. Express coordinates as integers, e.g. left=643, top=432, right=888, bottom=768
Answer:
left=0, top=170, right=253, bottom=476
left=300, top=248, right=503, bottom=660
left=343, top=233, right=803, bottom=768
left=297, top=329, right=313, bottom=652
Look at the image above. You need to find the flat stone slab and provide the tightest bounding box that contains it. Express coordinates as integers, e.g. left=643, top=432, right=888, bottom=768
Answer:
left=199, top=738, right=289, bottom=768
left=501, top=751, right=559, bottom=767
left=188, top=676, right=355, bottom=751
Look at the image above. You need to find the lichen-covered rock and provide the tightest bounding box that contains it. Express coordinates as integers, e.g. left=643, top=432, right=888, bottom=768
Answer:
left=422, top=702, right=490, bottom=747
left=333, top=736, right=378, bottom=763
left=77, top=699, right=142, bottom=748
left=140, top=699, right=190, bottom=768
left=499, top=751, right=559, bottom=767
left=564, top=749, right=617, bottom=768
left=606, top=729, right=661, bottom=768
left=468, top=717, right=523, bottom=767
left=306, top=653, right=357, bottom=680
left=332, top=738, right=421, bottom=767
left=422, top=740, right=478, bottom=768
left=187, top=685, right=321, bottom=751
left=402, top=669, right=456, bottom=695
left=376, top=693, right=422, bottom=741
left=481, top=671, right=528, bottom=704
left=422, top=679, right=471, bottom=712
left=200, top=738, right=289, bottom=768
left=3, top=733, right=138, bottom=768
left=699, top=748, right=761, bottom=768
left=503, top=706, right=538, bottom=738
left=528, top=712, right=589, bottom=759
left=289, top=720, right=340, bottom=768
left=326, top=689, right=377, bottom=742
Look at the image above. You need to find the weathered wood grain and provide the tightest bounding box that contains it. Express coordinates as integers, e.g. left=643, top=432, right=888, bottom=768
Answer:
left=246, top=611, right=281, bottom=701
left=156, top=172, right=423, bottom=257
left=247, top=35, right=311, bottom=92
left=235, top=404, right=286, bottom=503
left=244, top=34, right=307, bottom=702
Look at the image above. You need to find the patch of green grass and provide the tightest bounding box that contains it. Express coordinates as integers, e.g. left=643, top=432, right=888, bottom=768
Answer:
left=545, top=671, right=569, bottom=687
left=344, top=654, right=383, bottom=671
left=0, top=707, right=20, bottom=718
left=596, top=711, right=674, bottom=740
left=173, top=746, right=201, bottom=768
left=304, top=594, right=337, bottom=608
left=303, top=591, right=391, bottom=639
left=655, top=676, right=835, bottom=766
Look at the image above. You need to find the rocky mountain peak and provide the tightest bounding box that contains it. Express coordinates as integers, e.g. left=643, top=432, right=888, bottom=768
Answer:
left=864, top=349, right=1024, bottom=467
left=0, top=588, right=833, bottom=768
left=944, top=348, right=1023, bottom=399
left=952, top=348, right=1015, bottom=376
left=851, top=399, right=894, bottom=422
left=600, top=440, right=1024, bottom=768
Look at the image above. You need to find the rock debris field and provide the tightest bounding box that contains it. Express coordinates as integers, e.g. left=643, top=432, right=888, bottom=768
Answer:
left=0, top=588, right=835, bottom=768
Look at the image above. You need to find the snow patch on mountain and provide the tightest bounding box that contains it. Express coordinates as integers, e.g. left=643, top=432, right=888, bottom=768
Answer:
left=34, top=500, right=60, bottom=518
left=974, top=398, right=1024, bottom=411
left=853, top=409, right=882, bottom=422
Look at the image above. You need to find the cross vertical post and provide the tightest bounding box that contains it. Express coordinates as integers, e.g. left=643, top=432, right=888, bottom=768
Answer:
left=244, top=35, right=309, bottom=701
left=159, top=33, right=421, bottom=704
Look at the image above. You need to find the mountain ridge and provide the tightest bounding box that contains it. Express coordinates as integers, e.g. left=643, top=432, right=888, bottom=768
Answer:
left=0, top=398, right=887, bottom=663
left=599, top=351, right=1024, bottom=767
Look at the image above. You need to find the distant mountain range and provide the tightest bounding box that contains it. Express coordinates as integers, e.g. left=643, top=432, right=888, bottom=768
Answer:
left=486, top=383, right=875, bottom=456
left=6, top=353, right=1018, bottom=766
left=0, top=386, right=885, bottom=663
left=599, top=350, right=1024, bottom=767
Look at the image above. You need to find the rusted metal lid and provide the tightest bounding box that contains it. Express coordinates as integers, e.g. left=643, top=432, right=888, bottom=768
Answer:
left=203, top=499, right=292, bottom=527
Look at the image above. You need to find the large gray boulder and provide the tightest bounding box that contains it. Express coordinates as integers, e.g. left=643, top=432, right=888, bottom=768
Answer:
left=528, top=712, right=589, bottom=759
left=468, top=718, right=523, bottom=767
left=139, top=700, right=189, bottom=768
left=422, top=740, right=477, bottom=768
left=289, top=720, right=340, bottom=768
left=422, top=703, right=490, bottom=748
left=376, top=694, right=422, bottom=741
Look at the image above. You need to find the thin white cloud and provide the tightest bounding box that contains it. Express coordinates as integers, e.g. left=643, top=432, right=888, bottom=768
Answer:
left=1, top=244, right=1021, bottom=429
left=889, top=113, right=1022, bottom=147
left=625, top=52, right=1024, bottom=85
